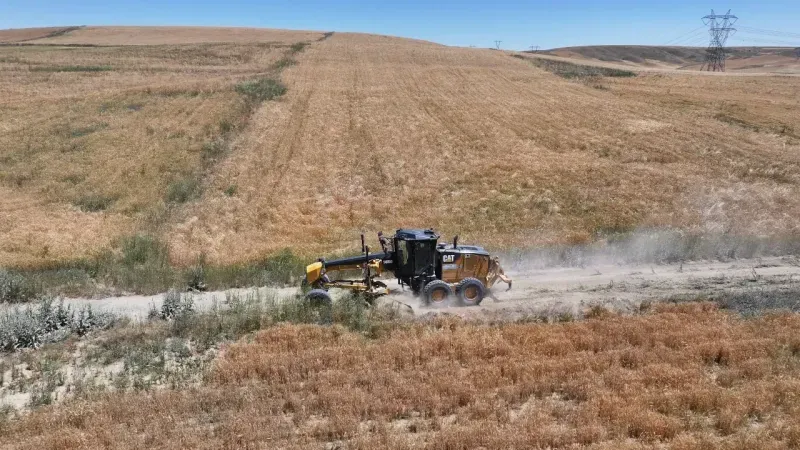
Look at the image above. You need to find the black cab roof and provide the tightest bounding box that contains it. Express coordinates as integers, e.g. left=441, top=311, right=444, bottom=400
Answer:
left=394, top=229, right=440, bottom=241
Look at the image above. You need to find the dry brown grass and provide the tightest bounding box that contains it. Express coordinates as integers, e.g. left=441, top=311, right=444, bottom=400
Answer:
left=2, top=28, right=800, bottom=269
left=0, top=27, right=72, bottom=43
left=4, top=303, right=800, bottom=448
left=0, top=36, right=303, bottom=267
left=21, top=26, right=323, bottom=46
left=168, top=33, right=800, bottom=264
left=546, top=45, right=800, bottom=74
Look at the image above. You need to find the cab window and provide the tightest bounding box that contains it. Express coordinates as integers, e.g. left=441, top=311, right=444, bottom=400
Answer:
left=397, top=240, right=409, bottom=266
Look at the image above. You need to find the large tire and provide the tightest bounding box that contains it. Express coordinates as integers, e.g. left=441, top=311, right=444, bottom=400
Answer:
left=456, top=278, right=485, bottom=307
left=304, top=289, right=333, bottom=324
left=423, top=280, right=453, bottom=307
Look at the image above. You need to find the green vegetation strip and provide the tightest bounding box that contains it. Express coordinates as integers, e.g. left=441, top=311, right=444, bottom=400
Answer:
left=234, top=77, right=286, bottom=103
left=0, top=235, right=307, bottom=301
left=518, top=55, right=636, bottom=79
left=29, top=65, right=113, bottom=73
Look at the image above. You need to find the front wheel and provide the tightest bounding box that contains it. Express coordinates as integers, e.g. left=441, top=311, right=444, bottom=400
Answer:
left=423, top=280, right=453, bottom=307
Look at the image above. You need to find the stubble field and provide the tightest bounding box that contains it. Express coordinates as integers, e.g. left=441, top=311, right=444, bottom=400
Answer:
left=3, top=27, right=800, bottom=448
left=5, top=303, right=800, bottom=449
left=2, top=28, right=799, bottom=272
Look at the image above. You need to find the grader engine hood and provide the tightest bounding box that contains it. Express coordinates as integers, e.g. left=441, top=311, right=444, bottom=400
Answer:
left=305, top=261, right=324, bottom=284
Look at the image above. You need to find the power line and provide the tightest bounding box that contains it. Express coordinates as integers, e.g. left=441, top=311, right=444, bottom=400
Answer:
left=737, top=26, right=800, bottom=39
left=730, top=36, right=800, bottom=46
left=701, top=9, right=737, bottom=72
left=683, top=35, right=712, bottom=47
left=672, top=30, right=709, bottom=46
left=665, top=26, right=708, bottom=45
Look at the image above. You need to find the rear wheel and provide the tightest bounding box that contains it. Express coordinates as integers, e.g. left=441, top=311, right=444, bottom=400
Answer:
left=456, top=278, right=485, bottom=306
left=423, top=280, right=453, bottom=307
left=304, top=289, right=333, bottom=324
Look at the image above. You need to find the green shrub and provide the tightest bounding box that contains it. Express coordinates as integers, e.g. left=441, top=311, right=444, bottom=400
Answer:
left=73, top=194, right=115, bottom=212
left=257, top=248, right=305, bottom=285
left=289, top=42, right=309, bottom=53
left=0, top=298, right=116, bottom=352
left=218, top=119, right=233, bottom=134
left=165, top=177, right=200, bottom=204
left=156, top=290, right=195, bottom=321
left=170, top=292, right=266, bottom=349
left=120, top=234, right=168, bottom=267
left=0, top=270, right=37, bottom=303
left=223, top=184, right=238, bottom=197
left=235, top=78, right=287, bottom=103
left=524, top=57, right=636, bottom=79
left=201, top=139, right=226, bottom=163
left=272, top=57, right=296, bottom=70
left=30, top=65, right=112, bottom=73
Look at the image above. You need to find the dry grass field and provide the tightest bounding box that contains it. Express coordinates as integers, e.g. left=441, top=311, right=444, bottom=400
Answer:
left=1, top=27, right=800, bottom=273
left=168, top=33, right=800, bottom=264
left=0, top=28, right=321, bottom=268
left=4, top=26, right=800, bottom=450
left=19, top=26, right=324, bottom=46
left=4, top=302, right=800, bottom=449
left=0, top=27, right=75, bottom=43
left=546, top=45, right=800, bottom=74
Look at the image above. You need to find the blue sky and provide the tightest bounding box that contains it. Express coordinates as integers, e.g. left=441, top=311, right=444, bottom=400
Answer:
left=2, top=1, right=799, bottom=50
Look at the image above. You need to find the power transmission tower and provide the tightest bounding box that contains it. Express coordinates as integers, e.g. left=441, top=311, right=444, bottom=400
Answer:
left=529, top=45, right=540, bottom=53
left=701, top=9, right=737, bottom=72
left=494, top=40, right=502, bottom=50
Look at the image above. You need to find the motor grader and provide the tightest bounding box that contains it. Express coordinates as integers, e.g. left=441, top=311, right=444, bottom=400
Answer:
left=304, top=229, right=511, bottom=307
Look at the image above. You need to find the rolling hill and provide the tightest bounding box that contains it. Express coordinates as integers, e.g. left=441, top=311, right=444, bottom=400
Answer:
left=544, top=45, right=800, bottom=73
left=0, top=27, right=799, bottom=270
left=3, top=26, right=800, bottom=450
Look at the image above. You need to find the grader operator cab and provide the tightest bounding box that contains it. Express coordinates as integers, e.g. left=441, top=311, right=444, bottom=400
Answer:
left=304, top=229, right=511, bottom=307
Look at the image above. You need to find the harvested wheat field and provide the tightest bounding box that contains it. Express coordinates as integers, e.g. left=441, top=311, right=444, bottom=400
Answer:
left=169, top=32, right=800, bottom=264
left=546, top=45, right=800, bottom=74
left=0, top=27, right=76, bottom=43
left=4, top=303, right=800, bottom=449
left=0, top=28, right=320, bottom=267
left=1, top=27, right=800, bottom=269
left=20, top=26, right=325, bottom=46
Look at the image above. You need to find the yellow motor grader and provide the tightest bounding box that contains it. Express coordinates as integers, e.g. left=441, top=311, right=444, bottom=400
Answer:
left=304, top=229, right=511, bottom=307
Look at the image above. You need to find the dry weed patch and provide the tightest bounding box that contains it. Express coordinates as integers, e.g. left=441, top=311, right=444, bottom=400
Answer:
left=5, top=303, right=800, bottom=448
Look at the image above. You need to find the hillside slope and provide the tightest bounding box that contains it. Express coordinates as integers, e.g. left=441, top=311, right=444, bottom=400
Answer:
left=0, top=27, right=78, bottom=43
left=1, top=28, right=799, bottom=269
left=546, top=45, right=800, bottom=74
left=169, top=33, right=800, bottom=264
left=0, top=28, right=318, bottom=267
left=18, top=25, right=323, bottom=45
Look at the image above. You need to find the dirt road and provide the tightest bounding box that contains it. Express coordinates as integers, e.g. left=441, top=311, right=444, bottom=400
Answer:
left=395, top=255, right=800, bottom=319
left=48, top=255, right=800, bottom=320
